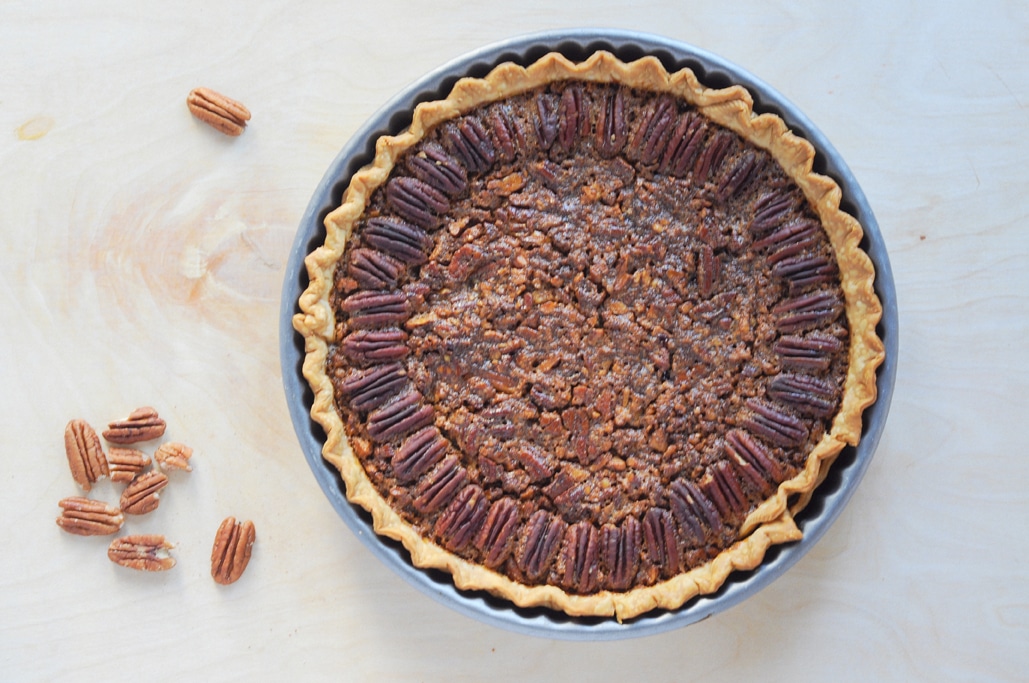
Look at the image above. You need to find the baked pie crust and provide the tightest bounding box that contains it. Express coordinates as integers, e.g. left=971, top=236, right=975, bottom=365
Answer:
left=295, top=51, right=884, bottom=621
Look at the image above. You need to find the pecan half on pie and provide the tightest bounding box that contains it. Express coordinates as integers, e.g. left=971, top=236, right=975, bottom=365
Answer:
left=295, top=52, right=884, bottom=620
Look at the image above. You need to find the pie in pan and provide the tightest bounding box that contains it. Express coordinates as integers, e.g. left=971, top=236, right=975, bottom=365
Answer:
left=294, top=51, right=884, bottom=621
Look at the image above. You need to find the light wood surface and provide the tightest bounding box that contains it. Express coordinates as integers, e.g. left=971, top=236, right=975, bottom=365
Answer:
left=3, top=1, right=1027, bottom=680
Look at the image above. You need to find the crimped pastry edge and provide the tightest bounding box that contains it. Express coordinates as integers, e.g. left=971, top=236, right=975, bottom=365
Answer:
left=294, top=50, right=884, bottom=621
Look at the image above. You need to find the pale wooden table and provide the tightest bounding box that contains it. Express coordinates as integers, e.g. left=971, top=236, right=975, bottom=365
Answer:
left=3, top=2, right=1027, bottom=680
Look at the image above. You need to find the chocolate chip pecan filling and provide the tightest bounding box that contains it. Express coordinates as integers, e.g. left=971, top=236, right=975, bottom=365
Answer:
left=326, top=81, right=851, bottom=595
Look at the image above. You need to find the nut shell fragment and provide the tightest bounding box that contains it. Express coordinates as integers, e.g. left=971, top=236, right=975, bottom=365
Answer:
left=108, top=534, right=176, bottom=571
left=64, top=419, right=109, bottom=491
left=154, top=442, right=193, bottom=472
left=56, top=497, right=124, bottom=536
left=211, top=517, right=256, bottom=585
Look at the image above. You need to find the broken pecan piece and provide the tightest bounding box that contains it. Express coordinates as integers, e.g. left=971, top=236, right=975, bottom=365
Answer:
left=64, top=419, right=108, bottom=491
left=102, top=407, right=166, bottom=444
left=108, top=534, right=176, bottom=571
left=186, top=87, right=251, bottom=136
left=107, top=447, right=150, bottom=483
left=211, top=517, right=256, bottom=585
left=155, top=442, right=193, bottom=472
left=120, top=471, right=169, bottom=515
left=56, top=497, right=124, bottom=536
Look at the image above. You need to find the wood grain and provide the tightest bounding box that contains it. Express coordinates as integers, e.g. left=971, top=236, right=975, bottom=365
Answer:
left=2, top=1, right=1028, bottom=680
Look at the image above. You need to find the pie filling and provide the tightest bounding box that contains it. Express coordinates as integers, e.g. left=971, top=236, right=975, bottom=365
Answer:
left=298, top=52, right=883, bottom=619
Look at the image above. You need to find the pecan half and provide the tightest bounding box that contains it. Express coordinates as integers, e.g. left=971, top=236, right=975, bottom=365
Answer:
left=339, top=291, right=411, bottom=329
left=643, top=508, right=681, bottom=578
left=773, top=333, right=844, bottom=371
left=741, top=398, right=810, bottom=447
left=341, top=362, right=409, bottom=413
left=406, top=142, right=468, bottom=196
left=102, top=407, right=166, bottom=444
left=754, top=219, right=820, bottom=263
left=716, top=151, right=764, bottom=202
left=773, top=291, right=844, bottom=333
left=348, top=248, right=404, bottom=290
left=668, top=479, right=722, bottom=545
left=392, top=426, right=448, bottom=483
left=626, top=95, right=675, bottom=164
left=595, top=87, right=627, bottom=158
left=186, top=87, right=251, bottom=136
left=697, top=244, right=719, bottom=298
left=386, top=177, right=449, bottom=230
left=772, top=254, right=837, bottom=292
left=751, top=189, right=797, bottom=235
left=363, top=217, right=432, bottom=265
left=474, top=497, right=520, bottom=568
left=534, top=93, right=560, bottom=150
left=702, top=461, right=750, bottom=519
left=444, top=116, right=495, bottom=175
left=107, top=447, right=151, bottom=483
left=602, top=517, right=641, bottom=592
left=64, top=419, right=108, bottom=491
left=768, top=373, right=838, bottom=417
left=434, top=485, right=488, bottom=552
left=517, top=510, right=567, bottom=580
left=694, top=130, right=734, bottom=182
left=154, top=442, right=193, bottom=472
left=412, top=455, right=468, bottom=514
left=108, top=534, right=176, bottom=571
left=724, top=429, right=782, bottom=494
left=366, top=390, right=434, bottom=442
left=341, top=328, right=410, bottom=365
left=56, top=497, right=124, bottom=536
left=120, top=471, right=169, bottom=515
left=660, top=112, right=707, bottom=176
left=555, top=84, right=584, bottom=152
left=559, top=521, right=600, bottom=594
left=211, top=517, right=256, bottom=585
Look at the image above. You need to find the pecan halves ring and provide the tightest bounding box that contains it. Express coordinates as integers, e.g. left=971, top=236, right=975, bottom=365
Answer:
left=211, top=517, right=256, bottom=585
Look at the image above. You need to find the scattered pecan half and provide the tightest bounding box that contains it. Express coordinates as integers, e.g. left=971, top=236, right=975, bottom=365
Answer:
left=64, top=419, right=109, bottom=491
left=120, top=471, right=169, bottom=515
left=154, top=442, right=193, bottom=472
left=107, top=447, right=151, bottom=483
left=108, top=534, right=176, bottom=571
left=102, top=407, right=167, bottom=444
left=56, top=497, right=124, bottom=536
left=211, top=517, right=256, bottom=585
left=186, top=87, right=251, bottom=136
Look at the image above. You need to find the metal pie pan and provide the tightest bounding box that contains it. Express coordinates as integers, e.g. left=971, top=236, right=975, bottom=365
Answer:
left=280, top=29, right=898, bottom=640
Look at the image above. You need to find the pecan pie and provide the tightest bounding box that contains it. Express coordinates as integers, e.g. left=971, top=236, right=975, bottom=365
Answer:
left=295, top=51, right=884, bottom=620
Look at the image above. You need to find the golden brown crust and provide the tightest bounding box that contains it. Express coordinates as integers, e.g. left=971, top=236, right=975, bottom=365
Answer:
left=294, top=51, right=884, bottom=621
